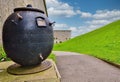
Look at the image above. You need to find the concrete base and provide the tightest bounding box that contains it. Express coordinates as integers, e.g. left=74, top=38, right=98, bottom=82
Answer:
left=0, top=59, right=61, bottom=82
left=7, top=60, right=52, bottom=75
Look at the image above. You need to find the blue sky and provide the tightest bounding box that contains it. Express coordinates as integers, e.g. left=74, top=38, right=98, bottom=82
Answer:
left=46, top=0, right=120, bottom=37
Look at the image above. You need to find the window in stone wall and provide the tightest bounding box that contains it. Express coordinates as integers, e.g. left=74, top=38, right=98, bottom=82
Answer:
left=60, top=41, right=62, bottom=43
left=56, top=41, right=57, bottom=43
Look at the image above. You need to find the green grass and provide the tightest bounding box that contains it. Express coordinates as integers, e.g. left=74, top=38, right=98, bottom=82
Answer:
left=48, top=53, right=56, bottom=62
left=54, top=20, right=120, bottom=64
left=0, top=47, right=10, bottom=61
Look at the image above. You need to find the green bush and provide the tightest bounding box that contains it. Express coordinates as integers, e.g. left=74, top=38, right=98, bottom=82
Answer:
left=48, top=53, right=56, bottom=62
left=0, top=47, right=11, bottom=62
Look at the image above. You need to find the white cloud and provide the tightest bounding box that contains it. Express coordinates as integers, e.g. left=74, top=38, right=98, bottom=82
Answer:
left=69, top=26, right=96, bottom=37
left=79, top=9, right=120, bottom=20
left=46, top=0, right=120, bottom=37
left=76, top=10, right=92, bottom=18
left=81, top=10, right=120, bottom=25
left=69, top=27, right=77, bottom=31
left=54, top=23, right=69, bottom=30
left=78, top=10, right=120, bottom=37
left=46, top=0, right=76, bottom=17
left=81, top=12, right=92, bottom=18
left=93, top=10, right=120, bottom=20
left=69, top=27, right=82, bottom=37
left=86, top=20, right=109, bottom=25
left=53, top=10, right=120, bottom=37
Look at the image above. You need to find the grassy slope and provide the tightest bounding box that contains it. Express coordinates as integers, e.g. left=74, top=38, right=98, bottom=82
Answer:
left=54, top=20, right=120, bottom=64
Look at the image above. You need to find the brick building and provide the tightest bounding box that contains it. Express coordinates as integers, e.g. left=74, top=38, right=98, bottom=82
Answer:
left=54, top=30, right=71, bottom=43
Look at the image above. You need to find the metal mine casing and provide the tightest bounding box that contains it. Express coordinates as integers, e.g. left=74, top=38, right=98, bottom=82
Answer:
left=2, top=6, right=54, bottom=66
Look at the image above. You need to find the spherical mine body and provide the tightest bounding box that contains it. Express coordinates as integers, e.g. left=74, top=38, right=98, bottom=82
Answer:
left=2, top=7, right=53, bottom=66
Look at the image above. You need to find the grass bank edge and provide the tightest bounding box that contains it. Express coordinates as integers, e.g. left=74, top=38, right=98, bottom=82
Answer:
left=54, top=20, right=120, bottom=65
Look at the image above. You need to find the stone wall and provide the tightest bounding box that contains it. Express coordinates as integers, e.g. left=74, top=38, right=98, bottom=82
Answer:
left=0, top=0, right=47, bottom=45
left=54, top=30, right=71, bottom=43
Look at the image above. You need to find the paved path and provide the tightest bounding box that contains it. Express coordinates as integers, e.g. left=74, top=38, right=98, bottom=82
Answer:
left=53, top=51, right=120, bottom=82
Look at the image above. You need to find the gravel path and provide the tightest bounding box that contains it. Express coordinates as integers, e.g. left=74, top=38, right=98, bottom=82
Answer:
left=53, top=51, right=120, bottom=82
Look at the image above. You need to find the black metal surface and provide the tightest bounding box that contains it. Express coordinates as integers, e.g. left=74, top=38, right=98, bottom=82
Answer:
left=2, top=6, right=54, bottom=66
left=14, top=7, right=44, bottom=14
left=14, top=4, right=44, bottom=14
